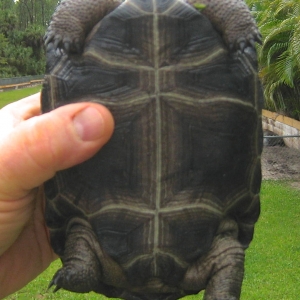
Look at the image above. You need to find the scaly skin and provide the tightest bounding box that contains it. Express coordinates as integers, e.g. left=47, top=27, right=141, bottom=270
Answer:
left=190, top=0, right=261, bottom=50
left=44, top=0, right=261, bottom=53
left=181, top=219, right=245, bottom=300
left=44, top=0, right=122, bottom=53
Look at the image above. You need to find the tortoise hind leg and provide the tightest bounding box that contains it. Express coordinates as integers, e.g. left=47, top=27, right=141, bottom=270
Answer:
left=49, top=220, right=103, bottom=293
left=181, top=219, right=245, bottom=299
left=203, top=242, right=244, bottom=300
left=49, top=218, right=128, bottom=296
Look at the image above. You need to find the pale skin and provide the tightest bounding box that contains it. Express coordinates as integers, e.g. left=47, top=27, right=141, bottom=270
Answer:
left=0, top=93, right=114, bottom=299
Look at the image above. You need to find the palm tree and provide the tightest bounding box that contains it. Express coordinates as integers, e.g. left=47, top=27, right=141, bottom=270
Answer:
left=246, top=0, right=300, bottom=120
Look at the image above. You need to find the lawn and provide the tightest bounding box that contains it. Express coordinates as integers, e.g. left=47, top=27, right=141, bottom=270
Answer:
left=0, top=85, right=41, bottom=109
left=4, top=181, right=300, bottom=300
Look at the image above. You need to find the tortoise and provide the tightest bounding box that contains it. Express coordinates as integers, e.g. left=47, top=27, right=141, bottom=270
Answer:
left=42, top=0, right=263, bottom=299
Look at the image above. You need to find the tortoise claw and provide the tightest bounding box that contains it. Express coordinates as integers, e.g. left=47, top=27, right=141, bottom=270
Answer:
left=44, top=33, right=55, bottom=49
left=74, top=39, right=83, bottom=54
left=256, top=32, right=262, bottom=45
left=48, top=279, right=61, bottom=293
left=232, top=31, right=262, bottom=53
left=239, top=40, right=246, bottom=52
left=53, top=36, right=63, bottom=51
left=44, top=33, right=83, bottom=55
left=63, top=41, right=70, bottom=54
left=249, top=31, right=262, bottom=47
left=249, top=38, right=256, bottom=49
left=53, top=285, right=62, bottom=293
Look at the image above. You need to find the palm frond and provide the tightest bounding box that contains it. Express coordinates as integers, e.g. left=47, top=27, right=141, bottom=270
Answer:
left=246, top=0, right=300, bottom=119
left=274, top=51, right=295, bottom=87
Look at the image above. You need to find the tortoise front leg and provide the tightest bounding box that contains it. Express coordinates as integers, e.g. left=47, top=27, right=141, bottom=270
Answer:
left=44, top=0, right=122, bottom=53
left=188, top=0, right=261, bottom=51
left=181, top=220, right=245, bottom=299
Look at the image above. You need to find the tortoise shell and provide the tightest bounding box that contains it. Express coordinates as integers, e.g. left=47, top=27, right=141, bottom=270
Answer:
left=42, top=0, right=263, bottom=299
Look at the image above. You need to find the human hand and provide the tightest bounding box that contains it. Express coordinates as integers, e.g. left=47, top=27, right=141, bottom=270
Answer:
left=0, top=93, right=114, bottom=298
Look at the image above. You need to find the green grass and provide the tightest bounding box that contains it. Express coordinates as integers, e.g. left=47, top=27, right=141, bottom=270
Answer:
left=5, top=181, right=300, bottom=299
left=0, top=85, right=41, bottom=109
left=242, top=181, right=300, bottom=299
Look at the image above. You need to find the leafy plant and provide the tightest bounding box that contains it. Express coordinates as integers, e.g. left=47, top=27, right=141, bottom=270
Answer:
left=0, top=33, right=8, bottom=65
left=247, top=0, right=300, bottom=120
left=0, top=0, right=58, bottom=77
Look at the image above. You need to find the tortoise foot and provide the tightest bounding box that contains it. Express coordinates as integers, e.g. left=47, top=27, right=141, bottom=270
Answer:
left=49, top=220, right=103, bottom=293
left=49, top=260, right=102, bottom=293
left=49, top=266, right=85, bottom=293
left=182, top=220, right=245, bottom=300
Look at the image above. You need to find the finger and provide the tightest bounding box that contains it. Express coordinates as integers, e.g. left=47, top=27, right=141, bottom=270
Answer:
left=0, top=102, right=114, bottom=199
left=0, top=93, right=41, bottom=132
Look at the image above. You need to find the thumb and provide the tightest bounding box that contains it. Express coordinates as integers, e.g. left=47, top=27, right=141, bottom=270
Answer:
left=0, top=101, right=114, bottom=199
